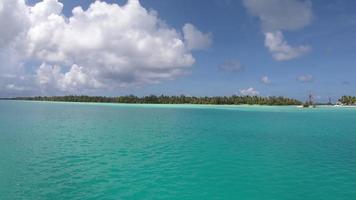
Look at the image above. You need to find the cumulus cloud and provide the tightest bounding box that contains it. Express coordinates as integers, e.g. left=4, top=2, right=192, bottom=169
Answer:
left=0, top=0, right=212, bottom=95
left=218, top=60, right=244, bottom=73
left=261, top=76, right=271, bottom=84
left=243, top=0, right=312, bottom=61
left=36, top=63, right=103, bottom=93
left=297, top=74, right=313, bottom=82
left=5, top=84, right=25, bottom=91
left=243, top=0, right=313, bottom=32
left=239, top=87, right=260, bottom=96
left=0, top=0, right=29, bottom=48
left=264, top=31, right=310, bottom=61
left=0, top=72, right=37, bottom=97
left=183, top=23, right=212, bottom=50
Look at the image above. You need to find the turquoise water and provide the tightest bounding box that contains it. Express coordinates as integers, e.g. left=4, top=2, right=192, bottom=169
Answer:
left=0, top=101, right=356, bottom=200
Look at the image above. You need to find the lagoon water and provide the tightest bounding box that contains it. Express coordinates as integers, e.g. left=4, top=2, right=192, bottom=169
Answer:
left=0, top=100, right=356, bottom=200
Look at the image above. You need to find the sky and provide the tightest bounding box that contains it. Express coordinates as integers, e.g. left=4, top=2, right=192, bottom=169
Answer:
left=0, top=0, right=355, bottom=101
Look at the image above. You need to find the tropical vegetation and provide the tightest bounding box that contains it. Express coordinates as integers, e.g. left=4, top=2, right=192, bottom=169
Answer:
left=9, top=95, right=302, bottom=105
left=339, top=96, right=356, bottom=105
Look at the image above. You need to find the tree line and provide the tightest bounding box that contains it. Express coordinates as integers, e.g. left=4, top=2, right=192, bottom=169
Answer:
left=9, top=95, right=303, bottom=105
left=339, top=96, right=356, bottom=105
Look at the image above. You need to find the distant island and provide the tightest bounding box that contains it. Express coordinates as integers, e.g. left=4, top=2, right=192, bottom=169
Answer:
left=2, top=95, right=355, bottom=106
left=2, top=95, right=303, bottom=106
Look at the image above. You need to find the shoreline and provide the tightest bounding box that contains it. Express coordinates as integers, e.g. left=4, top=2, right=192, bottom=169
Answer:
left=2, top=99, right=356, bottom=111
left=2, top=99, right=356, bottom=110
left=0, top=99, right=300, bottom=107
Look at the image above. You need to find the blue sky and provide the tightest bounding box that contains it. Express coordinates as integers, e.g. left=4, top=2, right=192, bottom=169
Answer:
left=1, top=0, right=356, bottom=101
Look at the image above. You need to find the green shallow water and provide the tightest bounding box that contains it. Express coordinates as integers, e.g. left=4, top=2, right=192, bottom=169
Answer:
left=0, top=100, right=356, bottom=200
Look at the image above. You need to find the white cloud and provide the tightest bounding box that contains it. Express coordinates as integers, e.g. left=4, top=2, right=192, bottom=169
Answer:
left=243, top=0, right=312, bottom=61
left=0, top=71, right=36, bottom=97
left=261, top=76, right=271, bottom=84
left=36, top=63, right=103, bottom=92
left=0, top=0, right=29, bottom=48
left=30, top=0, right=63, bottom=21
left=297, top=74, right=313, bottom=82
left=219, top=60, right=244, bottom=73
left=264, top=31, right=310, bottom=61
left=0, top=0, right=212, bottom=94
left=183, top=23, right=212, bottom=50
left=60, top=65, right=103, bottom=91
left=6, top=84, right=26, bottom=91
left=243, top=0, right=313, bottom=32
left=239, top=87, right=260, bottom=96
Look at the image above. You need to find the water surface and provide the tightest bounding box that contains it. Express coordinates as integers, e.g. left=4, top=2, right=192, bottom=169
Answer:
left=1, top=101, right=355, bottom=199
